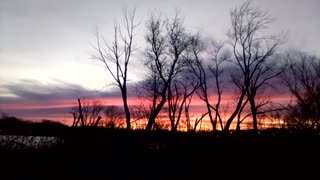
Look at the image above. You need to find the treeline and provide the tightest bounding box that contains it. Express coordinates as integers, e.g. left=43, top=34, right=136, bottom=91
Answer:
left=70, top=1, right=320, bottom=132
left=0, top=113, right=67, bottom=136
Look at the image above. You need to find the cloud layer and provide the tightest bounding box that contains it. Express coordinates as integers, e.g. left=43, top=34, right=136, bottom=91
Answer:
left=0, top=79, right=136, bottom=122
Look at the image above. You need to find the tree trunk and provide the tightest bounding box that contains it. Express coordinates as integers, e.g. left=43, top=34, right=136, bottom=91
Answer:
left=77, top=98, right=85, bottom=127
left=224, top=90, right=246, bottom=131
left=211, top=112, right=217, bottom=131
left=121, top=89, right=131, bottom=130
left=71, top=113, right=76, bottom=127
left=204, top=100, right=216, bottom=131
left=248, top=96, right=258, bottom=131
left=93, top=116, right=102, bottom=127
left=146, top=95, right=167, bottom=131
left=146, top=81, right=170, bottom=131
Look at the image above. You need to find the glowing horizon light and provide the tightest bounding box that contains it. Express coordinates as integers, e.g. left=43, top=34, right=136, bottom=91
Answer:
left=0, top=93, right=292, bottom=131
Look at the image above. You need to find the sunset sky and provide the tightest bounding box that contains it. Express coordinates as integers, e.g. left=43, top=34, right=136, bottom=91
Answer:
left=0, top=0, right=320, bottom=125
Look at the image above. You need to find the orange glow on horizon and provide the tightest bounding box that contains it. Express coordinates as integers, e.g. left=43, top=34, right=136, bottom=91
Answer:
left=0, top=94, right=292, bottom=130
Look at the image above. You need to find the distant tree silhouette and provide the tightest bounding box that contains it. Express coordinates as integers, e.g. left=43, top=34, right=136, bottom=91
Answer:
left=144, top=12, right=190, bottom=131
left=0, top=113, right=29, bottom=130
left=104, top=106, right=125, bottom=128
left=71, top=98, right=103, bottom=127
left=225, top=0, right=285, bottom=131
left=282, top=51, right=320, bottom=129
left=92, top=7, right=139, bottom=130
left=0, top=113, right=67, bottom=136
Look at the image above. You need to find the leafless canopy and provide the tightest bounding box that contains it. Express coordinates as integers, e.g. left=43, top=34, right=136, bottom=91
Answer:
left=92, top=7, right=139, bottom=130
left=226, top=0, right=286, bottom=131
left=143, top=12, right=190, bottom=131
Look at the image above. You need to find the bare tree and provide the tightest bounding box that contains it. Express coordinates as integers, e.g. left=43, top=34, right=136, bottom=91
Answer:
left=227, top=0, right=285, bottom=131
left=208, top=41, right=231, bottom=130
left=104, top=106, right=125, bottom=128
left=167, top=71, right=200, bottom=132
left=187, top=35, right=228, bottom=131
left=92, top=7, right=139, bottom=130
left=144, top=12, right=189, bottom=131
left=71, top=98, right=103, bottom=127
left=282, top=51, right=320, bottom=129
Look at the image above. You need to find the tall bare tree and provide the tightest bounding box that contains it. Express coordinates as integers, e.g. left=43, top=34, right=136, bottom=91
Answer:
left=187, top=35, right=228, bottom=131
left=92, top=7, right=139, bottom=130
left=227, top=1, right=285, bottom=131
left=144, top=12, right=189, bottom=131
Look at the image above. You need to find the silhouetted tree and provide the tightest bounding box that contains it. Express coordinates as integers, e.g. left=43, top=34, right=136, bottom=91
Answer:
left=282, top=51, right=320, bottom=129
left=71, top=98, right=103, bottom=127
left=104, top=106, right=124, bottom=128
left=0, top=113, right=30, bottom=131
left=92, top=7, right=139, bottom=130
left=144, top=12, right=189, bottom=131
left=187, top=35, right=229, bottom=131
left=226, top=0, right=285, bottom=131
left=167, top=70, right=200, bottom=132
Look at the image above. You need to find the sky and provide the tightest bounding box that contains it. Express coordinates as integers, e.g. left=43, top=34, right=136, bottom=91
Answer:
left=0, top=0, right=320, bottom=125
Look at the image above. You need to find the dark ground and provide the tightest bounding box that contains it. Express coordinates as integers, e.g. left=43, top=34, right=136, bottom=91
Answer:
left=1, top=127, right=320, bottom=179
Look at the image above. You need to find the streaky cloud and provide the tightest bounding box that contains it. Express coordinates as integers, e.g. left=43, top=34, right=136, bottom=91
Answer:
left=0, top=79, right=138, bottom=105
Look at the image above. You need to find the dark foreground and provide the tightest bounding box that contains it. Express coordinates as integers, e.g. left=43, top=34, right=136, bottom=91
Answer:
left=1, top=128, right=320, bottom=179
